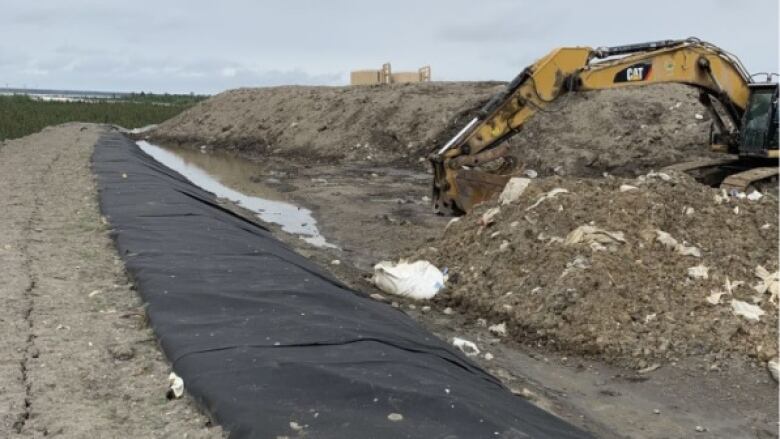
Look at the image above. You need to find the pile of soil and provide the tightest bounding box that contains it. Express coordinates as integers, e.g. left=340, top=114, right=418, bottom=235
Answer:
left=421, top=172, right=778, bottom=369
left=150, top=82, right=717, bottom=175
left=149, top=82, right=503, bottom=164
left=506, top=84, right=719, bottom=177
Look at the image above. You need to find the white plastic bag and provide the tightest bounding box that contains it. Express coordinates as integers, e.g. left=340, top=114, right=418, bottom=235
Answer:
left=372, top=260, right=445, bottom=300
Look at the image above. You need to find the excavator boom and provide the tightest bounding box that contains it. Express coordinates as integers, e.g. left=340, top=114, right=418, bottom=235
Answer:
left=430, top=38, right=776, bottom=215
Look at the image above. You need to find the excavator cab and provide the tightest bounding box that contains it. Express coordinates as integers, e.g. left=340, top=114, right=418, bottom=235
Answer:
left=740, top=83, right=779, bottom=157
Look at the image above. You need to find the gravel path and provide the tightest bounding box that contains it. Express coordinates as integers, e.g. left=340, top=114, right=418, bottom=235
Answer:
left=0, top=124, right=223, bottom=438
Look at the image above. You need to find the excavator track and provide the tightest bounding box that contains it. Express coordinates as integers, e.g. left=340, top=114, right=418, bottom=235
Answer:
left=720, top=166, right=779, bottom=192
left=663, top=158, right=778, bottom=192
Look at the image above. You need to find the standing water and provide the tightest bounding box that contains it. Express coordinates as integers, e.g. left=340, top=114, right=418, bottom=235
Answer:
left=136, top=141, right=337, bottom=248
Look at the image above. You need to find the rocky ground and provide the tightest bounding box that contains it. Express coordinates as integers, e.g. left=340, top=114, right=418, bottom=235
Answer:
left=0, top=124, right=222, bottom=438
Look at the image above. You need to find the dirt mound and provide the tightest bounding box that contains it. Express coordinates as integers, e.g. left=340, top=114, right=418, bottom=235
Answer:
left=149, top=82, right=503, bottom=163
left=420, top=173, right=778, bottom=369
left=151, top=82, right=716, bottom=174
left=506, top=84, right=720, bottom=177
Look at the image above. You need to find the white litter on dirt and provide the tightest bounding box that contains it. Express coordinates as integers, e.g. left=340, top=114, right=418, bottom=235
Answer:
left=526, top=188, right=568, bottom=211
left=687, top=265, right=709, bottom=280
left=619, top=184, right=639, bottom=192
left=387, top=413, right=404, bottom=422
left=655, top=230, right=701, bottom=257
left=168, top=372, right=184, bottom=399
left=747, top=191, right=764, bottom=201
left=445, top=217, right=461, bottom=230
left=768, top=360, right=779, bottom=382
left=479, top=207, right=501, bottom=227
left=452, top=337, right=480, bottom=356
left=564, top=225, right=626, bottom=249
left=372, top=260, right=445, bottom=299
left=723, top=277, right=744, bottom=295
left=488, top=322, right=507, bottom=337
left=753, top=266, right=779, bottom=304
left=706, top=290, right=727, bottom=305
left=499, top=178, right=531, bottom=205
left=730, top=299, right=765, bottom=322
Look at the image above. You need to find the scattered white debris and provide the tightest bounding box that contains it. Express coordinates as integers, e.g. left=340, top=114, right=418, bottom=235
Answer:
left=645, top=171, right=672, bottom=181
left=372, top=260, right=446, bottom=300
left=370, top=293, right=387, bottom=302
left=445, top=217, right=461, bottom=230
left=695, top=425, right=706, bottom=432
left=730, top=299, right=765, bottom=322
left=484, top=352, right=494, bottom=361
left=637, top=363, right=661, bottom=374
left=330, top=259, right=341, bottom=266
left=488, top=322, right=507, bottom=337
left=479, top=207, right=501, bottom=227
left=619, top=184, right=639, bottom=192
left=88, top=289, right=102, bottom=297
left=289, top=421, right=304, bottom=431
left=167, top=372, right=184, bottom=399
left=523, top=169, right=538, bottom=179
left=443, top=307, right=454, bottom=315
left=498, top=178, right=532, bottom=205
left=747, top=191, right=764, bottom=201
left=564, top=225, right=626, bottom=249
left=452, top=337, right=480, bottom=356
left=706, top=290, right=727, bottom=305
left=687, top=265, right=709, bottom=280
left=753, top=266, right=779, bottom=304
left=499, top=240, right=510, bottom=251
left=655, top=230, right=701, bottom=257
left=723, top=277, right=744, bottom=295
left=526, top=188, right=569, bottom=211
left=768, top=360, right=779, bottom=382
left=684, top=206, right=695, bottom=216
left=733, top=206, right=740, bottom=215
left=694, top=113, right=704, bottom=120
left=387, top=413, right=404, bottom=422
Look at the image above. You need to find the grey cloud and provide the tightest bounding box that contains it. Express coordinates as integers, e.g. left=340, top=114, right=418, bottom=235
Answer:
left=0, top=0, right=776, bottom=93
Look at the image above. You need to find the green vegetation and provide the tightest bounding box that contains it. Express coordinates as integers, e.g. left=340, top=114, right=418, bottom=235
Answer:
left=0, top=93, right=206, bottom=141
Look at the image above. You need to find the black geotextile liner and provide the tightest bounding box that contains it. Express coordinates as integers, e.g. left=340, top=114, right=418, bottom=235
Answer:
left=92, top=132, right=592, bottom=439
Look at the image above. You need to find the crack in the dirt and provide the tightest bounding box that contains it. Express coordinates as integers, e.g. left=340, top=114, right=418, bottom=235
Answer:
left=13, top=152, right=61, bottom=434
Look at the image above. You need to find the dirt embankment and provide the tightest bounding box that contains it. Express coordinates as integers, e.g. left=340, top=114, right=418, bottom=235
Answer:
left=420, top=172, right=778, bottom=370
left=0, top=124, right=222, bottom=438
left=506, top=84, right=719, bottom=177
left=150, top=82, right=716, bottom=176
left=150, top=82, right=503, bottom=164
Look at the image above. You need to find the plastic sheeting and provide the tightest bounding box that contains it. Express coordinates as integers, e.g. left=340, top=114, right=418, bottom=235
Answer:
left=92, top=133, right=592, bottom=439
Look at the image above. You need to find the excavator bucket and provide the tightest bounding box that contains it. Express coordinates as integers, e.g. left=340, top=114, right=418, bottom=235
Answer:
left=431, top=160, right=510, bottom=215
left=453, top=169, right=511, bottom=212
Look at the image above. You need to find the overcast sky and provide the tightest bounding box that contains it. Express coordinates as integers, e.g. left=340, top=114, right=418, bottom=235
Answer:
left=1, top=0, right=777, bottom=94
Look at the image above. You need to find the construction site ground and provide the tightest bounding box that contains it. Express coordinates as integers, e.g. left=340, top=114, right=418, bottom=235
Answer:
left=147, top=82, right=778, bottom=438
left=141, top=140, right=777, bottom=439
left=0, top=80, right=775, bottom=438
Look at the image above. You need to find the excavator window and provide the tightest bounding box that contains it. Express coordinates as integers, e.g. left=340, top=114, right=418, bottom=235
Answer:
left=742, top=87, right=777, bottom=152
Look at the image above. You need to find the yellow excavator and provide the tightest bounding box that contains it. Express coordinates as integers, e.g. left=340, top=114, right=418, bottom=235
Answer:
left=430, top=38, right=778, bottom=215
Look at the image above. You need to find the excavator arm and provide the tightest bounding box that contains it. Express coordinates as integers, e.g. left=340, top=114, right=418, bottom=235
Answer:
left=430, top=38, right=755, bottom=215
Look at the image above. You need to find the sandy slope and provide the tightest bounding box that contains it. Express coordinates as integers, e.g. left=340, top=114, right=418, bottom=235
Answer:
left=0, top=124, right=222, bottom=438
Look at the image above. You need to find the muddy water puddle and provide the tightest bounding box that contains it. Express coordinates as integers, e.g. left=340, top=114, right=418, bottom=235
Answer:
left=136, top=141, right=337, bottom=248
